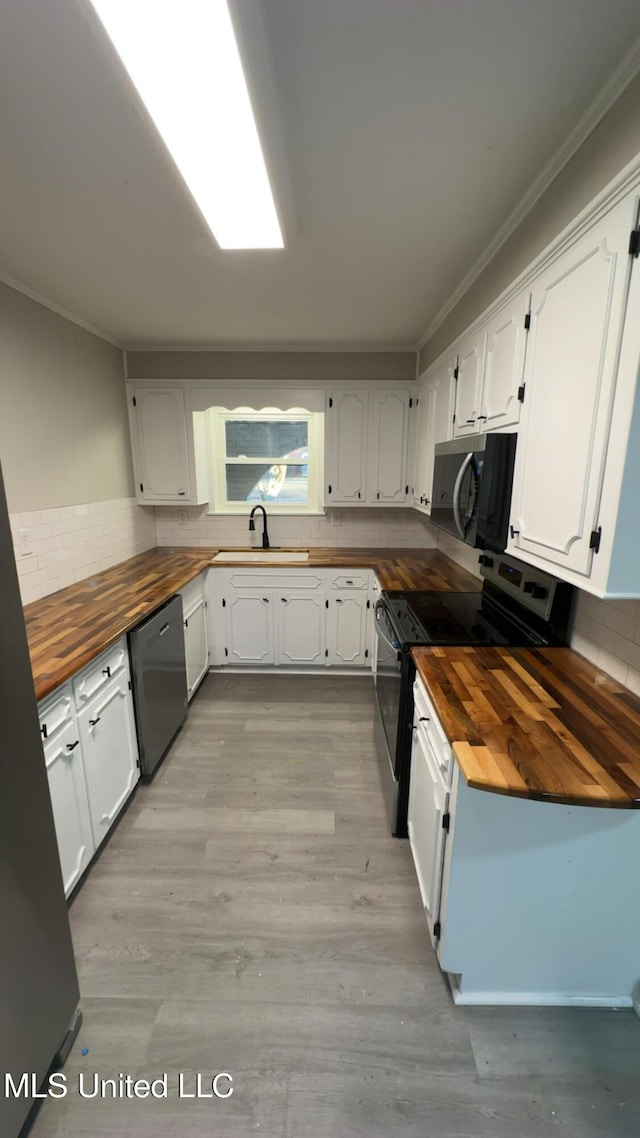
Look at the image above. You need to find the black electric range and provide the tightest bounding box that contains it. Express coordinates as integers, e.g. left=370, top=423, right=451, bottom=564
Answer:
left=373, top=552, right=573, bottom=837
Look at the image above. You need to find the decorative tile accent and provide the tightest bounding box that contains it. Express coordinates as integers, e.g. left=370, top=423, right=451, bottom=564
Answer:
left=11, top=498, right=156, bottom=605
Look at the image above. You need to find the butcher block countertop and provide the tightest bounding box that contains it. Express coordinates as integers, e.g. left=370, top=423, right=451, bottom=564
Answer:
left=411, top=646, right=640, bottom=809
left=25, top=547, right=478, bottom=702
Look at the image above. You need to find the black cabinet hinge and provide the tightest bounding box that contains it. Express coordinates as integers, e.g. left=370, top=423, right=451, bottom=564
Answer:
left=416, top=396, right=419, bottom=406
left=132, top=396, right=137, bottom=407
left=517, top=384, right=526, bottom=403
left=325, top=599, right=329, bottom=608
left=364, top=648, right=369, bottom=659
left=452, top=413, right=456, bottom=424
left=329, top=397, right=333, bottom=408
left=224, top=647, right=228, bottom=657
left=433, top=920, right=441, bottom=940
left=442, top=811, right=450, bottom=832
left=524, top=312, right=531, bottom=330
left=325, top=649, right=329, bottom=658
left=128, top=680, right=132, bottom=691
left=629, top=229, right=640, bottom=257
left=367, top=599, right=371, bottom=609
left=409, top=397, right=413, bottom=408
left=328, top=485, right=332, bottom=495
left=136, top=756, right=141, bottom=769
left=139, top=482, right=144, bottom=492
left=222, top=598, right=226, bottom=607
left=589, top=526, right=602, bottom=554
left=453, top=365, right=459, bottom=380
left=40, top=723, right=47, bottom=740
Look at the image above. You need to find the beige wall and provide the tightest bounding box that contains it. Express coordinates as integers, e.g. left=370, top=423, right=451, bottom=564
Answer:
left=0, top=283, right=132, bottom=512
left=419, top=71, right=640, bottom=371
left=126, top=349, right=416, bottom=382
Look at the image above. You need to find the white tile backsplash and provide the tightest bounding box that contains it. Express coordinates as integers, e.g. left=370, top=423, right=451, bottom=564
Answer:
left=154, top=506, right=438, bottom=551
left=11, top=497, right=156, bottom=605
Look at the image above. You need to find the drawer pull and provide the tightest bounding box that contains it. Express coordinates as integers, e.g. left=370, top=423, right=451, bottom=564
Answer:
left=346, top=580, right=353, bottom=585
left=159, top=623, right=170, bottom=636
left=66, top=740, right=80, bottom=752
left=102, top=666, right=111, bottom=678
left=89, top=717, right=101, bottom=727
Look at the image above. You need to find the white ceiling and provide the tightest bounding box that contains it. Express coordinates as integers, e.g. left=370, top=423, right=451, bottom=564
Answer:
left=1, top=0, right=640, bottom=348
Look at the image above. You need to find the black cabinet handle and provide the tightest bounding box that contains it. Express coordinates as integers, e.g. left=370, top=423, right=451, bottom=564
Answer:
left=328, top=485, right=332, bottom=494
left=89, top=717, right=101, bottom=727
left=66, top=740, right=80, bottom=752
left=510, top=525, right=520, bottom=539
left=336, top=599, right=343, bottom=604
left=184, top=619, right=189, bottom=628
left=346, top=580, right=353, bottom=585
left=357, top=491, right=361, bottom=499
left=419, top=716, right=430, bottom=723
left=262, top=598, right=270, bottom=604
left=376, top=492, right=380, bottom=500
left=280, top=597, right=287, bottom=603
left=465, top=418, right=475, bottom=424
left=102, top=666, right=111, bottom=678
left=178, top=489, right=186, bottom=496
left=41, top=723, right=48, bottom=739
left=477, top=415, right=487, bottom=421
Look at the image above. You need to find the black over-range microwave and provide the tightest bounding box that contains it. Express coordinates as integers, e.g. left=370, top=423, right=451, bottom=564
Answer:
left=430, top=433, right=516, bottom=552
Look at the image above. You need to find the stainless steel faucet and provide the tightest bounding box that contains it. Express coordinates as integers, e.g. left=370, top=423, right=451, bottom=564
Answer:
left=248, top=505, right=270, bottom=549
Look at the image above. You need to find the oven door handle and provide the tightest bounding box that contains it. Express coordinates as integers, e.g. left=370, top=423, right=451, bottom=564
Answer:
left=374, top=600, right=400, bottom=652
left=452, top=452, right=474, bottom=540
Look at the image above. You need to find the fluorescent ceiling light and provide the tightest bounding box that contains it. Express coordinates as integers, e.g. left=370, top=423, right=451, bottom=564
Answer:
left=88, top=0, right=284, bottom=249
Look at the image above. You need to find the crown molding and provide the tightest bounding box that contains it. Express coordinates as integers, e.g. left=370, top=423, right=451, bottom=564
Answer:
left=124, top=342, right=417, bottom=354
left=0, top=270, right=120, bottom=348
left=417, top=34, right=640, bottom=352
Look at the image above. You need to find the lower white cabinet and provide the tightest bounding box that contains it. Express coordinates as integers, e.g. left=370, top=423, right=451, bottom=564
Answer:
left=211, top=568, right=371, bottom=667
left=327, top=592, right=368, bottom=666
left=78, top=673, right=140, bottom=850
left=44, top=718, right=94, bottom=897
left=224, top=594, right=275, bottom=664
left=184, top=596, right=209, bottom=699
left=277, top=591, right=327, bottom=665
left=408, top=722, right=449, bottom=945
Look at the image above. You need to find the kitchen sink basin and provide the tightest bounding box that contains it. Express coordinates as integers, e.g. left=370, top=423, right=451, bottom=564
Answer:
left=211, top=550, right=310, bottom=563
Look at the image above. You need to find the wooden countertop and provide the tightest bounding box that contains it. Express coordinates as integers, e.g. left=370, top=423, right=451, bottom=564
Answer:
left=25, top=547, right=479, bottom=702
left=411, top=646, right=640, bottom=809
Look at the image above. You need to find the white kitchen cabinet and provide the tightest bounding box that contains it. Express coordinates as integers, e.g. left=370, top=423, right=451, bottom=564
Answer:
left=508, top=194, right=637, bottom=583
left=78, top=674, right=140, bottom=850
left=224, top=594, right=275, bottom=664
left=327, top=592, right=369, bottom=666
left=326, top=387, right=411, bottom=506
left=412, top=357, right=456, bottom=513
left=127, top=384, right=208, bottom=506
left=277, top=591, right=327, bottom=665
left=43, top=716, right=94, bottom=897
left=180, top=573, right=209, bottom=699
left=369, top=389, right=410, bottom=503
left=325, top=388, right=369, bottom=503
left=480, top=291, right=530, bottom=430
left=408, top=723, right=448, bottom=946
left=453, top=332, right=486, bottom=438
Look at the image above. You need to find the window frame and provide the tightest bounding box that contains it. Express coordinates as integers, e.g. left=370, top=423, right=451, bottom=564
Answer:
left=207, top=408, right=324, bottom=515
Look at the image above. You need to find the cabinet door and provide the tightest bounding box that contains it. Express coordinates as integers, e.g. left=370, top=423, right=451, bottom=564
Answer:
left=453, top=333, right=486, bottom=438
left=276, top=592, right=326, bottom=665
left=78, top=677, right=140, bottom=849
left=225, top=594, right=275, bottom=664
left=44, top=721, right=94, bottom=897
left=328, top=592, right=368, bottom=666
left=408, top=727, right=448, bottom=941
left=184, top=597, right=209, bottom=699
left=413, top=361, right=455, bottom=511
left=480, top=291, right=530, bottom=430
left=130, top=387, right=191, bottom=503
left=326, top=389, right=368, bottom=503
left=369, top=388, right=410, bottom=503
left=509, top=198, right=634, bottom=577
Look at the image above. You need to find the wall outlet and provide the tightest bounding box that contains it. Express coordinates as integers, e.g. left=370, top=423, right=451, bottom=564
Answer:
left=18, top=529, right=32, bottom=557
left=178, top=509, right=188, bottom=526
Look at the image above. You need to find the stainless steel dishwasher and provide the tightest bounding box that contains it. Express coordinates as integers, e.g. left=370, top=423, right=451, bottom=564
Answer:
left=129, top=594, right=188, bottom=778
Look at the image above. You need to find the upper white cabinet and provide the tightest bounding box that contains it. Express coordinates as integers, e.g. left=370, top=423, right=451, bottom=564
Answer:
left=452, top=332, right=486, bottom=438
left=127, top=385, right=208, bottom=506
left=481, top=291, right=530, bottom=431
left=412, top=356, right=456, bottom=513
left=508, top=194, right=638, bottom=589
left=326, top=387, right=411, bottom=506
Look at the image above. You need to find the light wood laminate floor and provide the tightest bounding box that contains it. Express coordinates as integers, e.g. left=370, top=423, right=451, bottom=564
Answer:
left=29, top=674, right=640, bottom=1137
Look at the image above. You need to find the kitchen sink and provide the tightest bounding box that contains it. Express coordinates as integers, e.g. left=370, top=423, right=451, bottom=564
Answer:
left=210, top=550, right=310, bottom=563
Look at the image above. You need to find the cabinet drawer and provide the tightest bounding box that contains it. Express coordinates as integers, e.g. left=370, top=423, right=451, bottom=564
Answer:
left=73, top=638, right=128, bottom=710
left=330, top=572, right=369, bottom=590
left=413, top=678, right=452, bottom=783
left=38, top=683, right=75, bottom=744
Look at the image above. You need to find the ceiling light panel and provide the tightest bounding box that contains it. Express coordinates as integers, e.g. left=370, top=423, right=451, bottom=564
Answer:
left=88, top=0, right=284, bottom=249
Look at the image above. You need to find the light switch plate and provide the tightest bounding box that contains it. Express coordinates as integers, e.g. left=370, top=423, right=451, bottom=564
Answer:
left=18, top=529, right=32, bottom=556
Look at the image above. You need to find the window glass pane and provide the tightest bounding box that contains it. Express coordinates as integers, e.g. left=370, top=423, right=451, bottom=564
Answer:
left=225, top=419, right=308, bottom=459
left=225, top=462, right=309, bottom=504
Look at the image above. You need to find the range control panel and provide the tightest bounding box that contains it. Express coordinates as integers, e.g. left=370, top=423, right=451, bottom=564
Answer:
left=478, top=552, right=561, bottom=624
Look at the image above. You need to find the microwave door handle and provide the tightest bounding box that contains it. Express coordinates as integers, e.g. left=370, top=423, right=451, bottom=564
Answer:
left=452, top=452, right=474, bottom=539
